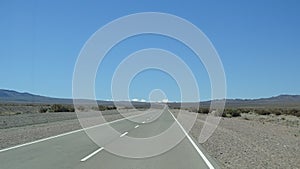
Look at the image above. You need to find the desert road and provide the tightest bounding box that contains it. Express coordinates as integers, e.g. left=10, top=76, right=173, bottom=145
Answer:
left=0, top=108, right=219, bottom=169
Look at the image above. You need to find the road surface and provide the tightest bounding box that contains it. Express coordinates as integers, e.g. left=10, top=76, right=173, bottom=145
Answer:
left=0, top=108, right=220, bottom=169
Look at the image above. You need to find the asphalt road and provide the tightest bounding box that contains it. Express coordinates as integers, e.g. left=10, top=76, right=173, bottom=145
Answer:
left=0, top=108, right=219, bottom=169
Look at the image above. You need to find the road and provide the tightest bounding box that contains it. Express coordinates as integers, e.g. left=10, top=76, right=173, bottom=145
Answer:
left=0, top=108, right=220, bottom=169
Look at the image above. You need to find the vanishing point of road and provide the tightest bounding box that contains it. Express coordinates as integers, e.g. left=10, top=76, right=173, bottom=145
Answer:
left=0, top=108, right=220, bottom=169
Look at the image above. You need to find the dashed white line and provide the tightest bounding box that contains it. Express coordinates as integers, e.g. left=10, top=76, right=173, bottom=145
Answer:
left=142, top=121, right=146, bottom=123
left=0, top=111, right=150, bottom=153
left=167, top=109, right=215, bottom=169
left=80, top=147, right=104, bottom=162
left=135, top=125, right=139, bottom=128
left=120, top=132, right=128, bottom=137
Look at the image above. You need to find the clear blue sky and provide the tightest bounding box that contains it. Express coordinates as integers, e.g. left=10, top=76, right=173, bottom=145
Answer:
left=1, top=0, right=300, bottom=101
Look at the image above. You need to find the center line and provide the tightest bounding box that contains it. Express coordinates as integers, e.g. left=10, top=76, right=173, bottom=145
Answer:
left=80, top=147, right=104, bottom=162
left=135, top=125, right=139, bottom=128
left=120, top=132, right=128, bottom=137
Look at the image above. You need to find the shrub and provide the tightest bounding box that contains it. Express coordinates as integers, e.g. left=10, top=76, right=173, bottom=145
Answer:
left=98, top=105, right=117, bottom=111
left=49, top=104, right=75, bottom=112
left=198, top=108, right=209, bottom=114
left=39, top=107, right=48, bottom=113
left=255, top=109, right=271, bottom=115
left=288, top=109, right=300, bottom=117
left=232, top=111, right=241, bottom=117
left=222, top=108, right=241, bottom=117
left=237, top=108, right=251, bottom=114
left=273, top=108, right=283, bottom=116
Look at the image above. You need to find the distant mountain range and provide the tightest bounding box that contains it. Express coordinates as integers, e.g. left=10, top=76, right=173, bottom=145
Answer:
left=0, top=89, right=149, bottom=107
left=1, top=89, right=300, bottom=108
left=223, top=95, right=300, bottom=107
left=0, top=89, right=72, bottom=104
left=169, top=95, right=300, bottom=108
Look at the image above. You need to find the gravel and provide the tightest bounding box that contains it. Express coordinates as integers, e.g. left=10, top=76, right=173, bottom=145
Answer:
left=0, top=109, right=299, bottom=168
left=185, top=111, right=300, bottom=169
left=0, top=119, right=81, bottom=149
left=0, top=112, right=77, bottom=129
left=0, top=109, right=139, bottom=149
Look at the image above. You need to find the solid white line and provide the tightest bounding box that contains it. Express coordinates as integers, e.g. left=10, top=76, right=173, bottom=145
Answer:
left=120, top=132, right=128, bottom=137
left=134, top=125, right=139, bottom=128
left=168, top=109, right=215, bottom=169
left=80, top=147, right=104, bottom=162
left=0, top=128, right=84, bottom=153
left=0, top=111, right=149, bottom=153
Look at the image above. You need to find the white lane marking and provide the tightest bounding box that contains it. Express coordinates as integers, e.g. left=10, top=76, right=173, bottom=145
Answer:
left=0, top=111, right=150, bottom=153
left=135, top=125, right=139, bottom=128
left=120, top=132, right=128, bottom=137
left=142, top=121, right=146, bottom=123
left=0, top=128, right=83, bottom=153
left=168, top=109, right=215, bottom=169
left=80, top=147, right=104, bottom=162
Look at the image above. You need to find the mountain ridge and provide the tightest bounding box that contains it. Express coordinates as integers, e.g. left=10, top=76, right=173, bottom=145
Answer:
left=0, top=89, right=300, bottom=107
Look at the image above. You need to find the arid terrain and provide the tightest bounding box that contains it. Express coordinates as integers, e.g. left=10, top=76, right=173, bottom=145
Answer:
left=0, top=108, right=299, bottom=168
left=192, top=112, right=300, bottom=169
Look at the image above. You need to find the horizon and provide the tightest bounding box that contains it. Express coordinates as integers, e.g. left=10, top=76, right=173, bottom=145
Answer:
left=1, top=1, right=300, bottom=101
left=1, top=88, right=299, bottom=103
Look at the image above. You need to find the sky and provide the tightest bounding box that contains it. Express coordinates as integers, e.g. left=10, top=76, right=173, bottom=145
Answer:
left=0, top=0, right=300, bottom=101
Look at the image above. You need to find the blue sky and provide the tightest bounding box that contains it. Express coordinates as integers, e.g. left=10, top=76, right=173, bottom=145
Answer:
left=1, top=0, right=300, bottom=101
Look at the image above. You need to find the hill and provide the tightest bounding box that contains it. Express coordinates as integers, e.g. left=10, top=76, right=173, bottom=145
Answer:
left=168, top=95, right=300, bottom=109
left=1, top=89, right=300, bottom=108
left=0, top=89, right=72, bottom=104
left=0, top=89, right=150, bottom=108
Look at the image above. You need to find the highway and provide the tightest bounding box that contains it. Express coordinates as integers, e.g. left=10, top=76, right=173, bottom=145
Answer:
left=0, top=108, right=220, bottom=169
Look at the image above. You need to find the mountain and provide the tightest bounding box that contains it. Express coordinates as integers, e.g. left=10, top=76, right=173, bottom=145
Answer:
left=0, top=89, right=300, bottom=108
left=170, top=95, right=300, bottom=108
left=0, top=89, right=72, bottom=104
left=222, top=95, right=300, bottom=108
left=0, top=89, right=150, bottom=107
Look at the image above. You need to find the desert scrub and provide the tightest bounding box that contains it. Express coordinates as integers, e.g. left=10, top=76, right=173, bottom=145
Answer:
left=221, top=108, right=242, bottom=117
left=252, top=108, right=300, bottom=117
left=39, top=107, right=49, bottom=113
left=48, top=104, right=75, bottom=112
left=197, top=108, right=210, bottom=114
left=98, top=105, right=117, bottom=111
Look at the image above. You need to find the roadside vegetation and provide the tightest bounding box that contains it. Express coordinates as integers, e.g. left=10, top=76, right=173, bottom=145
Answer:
left=183, top=107, right=300, bottom=118
left=0, top=103, right=118, bottom=115
left=221, top=108, right=300, bottom=117
left=39, top=104, right=75, bottom=113
left=97, top=105, right=117, bottom=111
left=40, top=104, right=117, bottom=113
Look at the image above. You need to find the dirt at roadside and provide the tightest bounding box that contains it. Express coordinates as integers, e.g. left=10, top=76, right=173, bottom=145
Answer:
left=188, top=112, right=300, bottom=169
left=0, top=109, right=299, bottom=168
left=0, top=110, right=139, bottom=149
